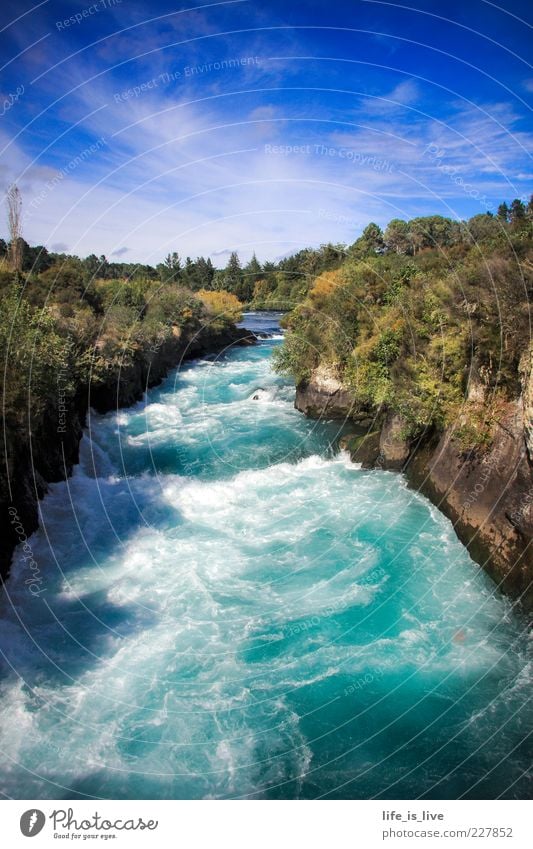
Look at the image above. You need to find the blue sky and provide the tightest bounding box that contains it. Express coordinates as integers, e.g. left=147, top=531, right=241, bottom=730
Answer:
left=0, top=0, right=531, bottom=264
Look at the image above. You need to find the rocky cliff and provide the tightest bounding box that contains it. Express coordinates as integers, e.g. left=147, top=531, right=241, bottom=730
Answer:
left=0, top=323, right=254, bottom=582
left=296, top=366, right=533, bottom=610
left=294, top=364, right=357, bottom=419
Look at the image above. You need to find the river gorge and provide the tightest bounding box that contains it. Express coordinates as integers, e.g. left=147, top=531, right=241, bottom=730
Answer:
left=0, top=313, right=531, bottom=800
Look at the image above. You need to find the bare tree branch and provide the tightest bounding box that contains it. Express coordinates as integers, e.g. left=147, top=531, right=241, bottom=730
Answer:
left=6, top=183, right=22, bottom=272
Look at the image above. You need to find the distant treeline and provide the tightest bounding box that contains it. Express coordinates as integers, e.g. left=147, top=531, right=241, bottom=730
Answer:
left=1, top=196, right=531, bottom=312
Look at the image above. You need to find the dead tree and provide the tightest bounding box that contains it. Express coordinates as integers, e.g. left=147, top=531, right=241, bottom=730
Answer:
left=6, top=184, right=22, bottom=271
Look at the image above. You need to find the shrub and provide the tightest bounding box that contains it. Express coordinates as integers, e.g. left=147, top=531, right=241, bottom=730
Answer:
left=198, top=289, right=242, bottom=330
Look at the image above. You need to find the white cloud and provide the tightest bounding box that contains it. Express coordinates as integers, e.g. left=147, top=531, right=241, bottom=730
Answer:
left=362, top=79, right=420, bottom=114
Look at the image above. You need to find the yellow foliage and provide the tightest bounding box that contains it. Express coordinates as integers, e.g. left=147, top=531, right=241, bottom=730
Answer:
left=198, top=290, right=242, bottom=325
left=309, top=270, right=343, bottom=304
left=390, top=318, right=405, bottom=333
left=253, top=279, right=271, bottom=300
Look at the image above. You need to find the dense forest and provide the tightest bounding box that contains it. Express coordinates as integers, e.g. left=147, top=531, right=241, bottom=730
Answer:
left=0, top=233, right=346, bottom=308
left=0, top=189, right=248, bottom=577
left=0, top=194, right=360, bottom=458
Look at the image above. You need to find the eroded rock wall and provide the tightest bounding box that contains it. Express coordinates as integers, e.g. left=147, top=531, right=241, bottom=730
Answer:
left=299, top=367, right=533, bottom=609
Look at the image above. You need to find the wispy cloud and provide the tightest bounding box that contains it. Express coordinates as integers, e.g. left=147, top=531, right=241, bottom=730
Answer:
left=1, top=0, right=531, bottom=263
left=362, top=79, right=420, bottom=114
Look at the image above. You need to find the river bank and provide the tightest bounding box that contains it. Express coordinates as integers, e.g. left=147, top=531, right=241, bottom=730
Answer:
left=0, top=320, right=254, bottom=583
left=295, top=367, right=533, bottom=610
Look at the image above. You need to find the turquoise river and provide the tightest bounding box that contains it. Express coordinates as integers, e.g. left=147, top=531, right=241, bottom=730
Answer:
left=0, top=313, right=531, bottom=799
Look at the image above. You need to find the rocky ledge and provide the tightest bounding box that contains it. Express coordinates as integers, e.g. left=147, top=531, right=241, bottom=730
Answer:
left=295, top=364, right=358, bottom=419
left=296, top=365, right=533, bottom=610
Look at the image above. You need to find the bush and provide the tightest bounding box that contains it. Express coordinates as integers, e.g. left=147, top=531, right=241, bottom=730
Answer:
left=275, top=209, right=532, bottom=446
left=0, top=285, right=71, bottom=428
left=198, top=290, right=242, bottom=330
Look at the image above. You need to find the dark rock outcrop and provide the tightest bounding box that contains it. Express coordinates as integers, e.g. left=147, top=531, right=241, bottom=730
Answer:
left=339, top=431, right=381, bottom=467
left=379, top=412, right=411, bottom=470
left=407, top=400, right=533, bottom=608
left=295, top=365, right=356, bottom=419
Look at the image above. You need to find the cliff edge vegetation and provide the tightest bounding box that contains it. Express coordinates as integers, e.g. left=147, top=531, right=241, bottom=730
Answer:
left=0, top=248, right=248, bottom=581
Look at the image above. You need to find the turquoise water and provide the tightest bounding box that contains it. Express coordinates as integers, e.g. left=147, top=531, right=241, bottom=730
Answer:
left=0, top=313, right=531, bottom=800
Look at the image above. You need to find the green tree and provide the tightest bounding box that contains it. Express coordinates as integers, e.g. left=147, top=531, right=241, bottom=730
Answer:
left=181, top=257, right=196, bottom=288
left=157, top=252, right=181, bottom=283
left=497, top=202, right=510, bottom=222
left=244, top=252, right=262, bottom=277
left=510, top=198, right=526, bottom=224
left=464, top=213, right=501, bottom=244
left=194, top=256, right=215, bottom=290
left=0, top=284, right=71, bottom=427
left=223, top=251, right=243, bottom=296
left=21, top=242, right=53, bottom=274
left=384, top=219, right=411, bottom=254
left=240, top=253, right=263, bottom=303
left=83, top=254, right=103, bottom=280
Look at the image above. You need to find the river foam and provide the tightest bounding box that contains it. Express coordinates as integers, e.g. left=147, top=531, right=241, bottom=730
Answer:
left=0, top=313, right=531, bottom=799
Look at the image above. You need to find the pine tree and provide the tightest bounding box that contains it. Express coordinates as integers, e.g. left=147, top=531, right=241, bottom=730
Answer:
left=244, top=253, right=262, bottom=277
left=224, top=251, right=242, bottom=293
left=497, top=202, right=509, bottom=222
left=181, top=257, right=196, bottom=287
left=157, top=252, right=181, bottom=283
left=195, top=256, right=215, bottom=290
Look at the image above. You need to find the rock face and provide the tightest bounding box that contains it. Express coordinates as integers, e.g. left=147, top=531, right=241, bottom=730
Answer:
left=379, top=412, right=411, bottom=470
left=0, top=324, right=254, bottom=582
left=0, top=389, right=85, bottom=581
left=89, top=325, right=252, bottom=412
left=295, top=365, right=356, bottom=419
left=339, top=431, right=381, bottom=467
left=408, top=400, right=533, bottom=608
left=521, top=345, right=533, bottom=462
left=298, top=366, right=533, bottom=609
